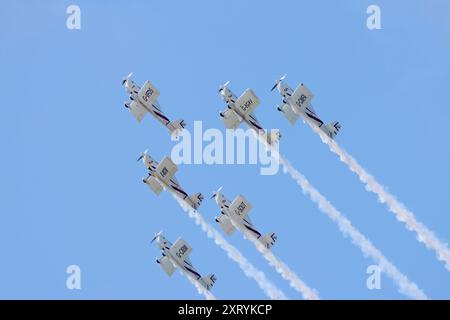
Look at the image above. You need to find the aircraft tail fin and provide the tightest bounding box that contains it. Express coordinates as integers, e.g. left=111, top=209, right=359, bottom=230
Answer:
left=168, top=119, right=186, bottom=137
left=324, top=121, right=342, bottom=139
left=260, top=232, right=277, bottom=250
left=189, top=192, right=204, bottom=209
left=266, top=129, right=281, bottom=145
left=200, top=274, right=217, bottom=290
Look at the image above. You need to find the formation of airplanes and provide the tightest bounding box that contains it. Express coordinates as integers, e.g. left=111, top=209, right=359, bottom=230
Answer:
left=121, top=73, right=341, bottom=293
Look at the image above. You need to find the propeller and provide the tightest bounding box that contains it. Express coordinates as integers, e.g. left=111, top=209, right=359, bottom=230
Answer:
left=136, top=149, right=148, bottom=162
left=210, top=186, right=223, bottom=199
left=122, top=72, right=133, bottom=85
left=218, top=80, right=230, bottom=93
left=151, top=230, right=163, bottom=243
left=270, top=74, right=287, bottom=91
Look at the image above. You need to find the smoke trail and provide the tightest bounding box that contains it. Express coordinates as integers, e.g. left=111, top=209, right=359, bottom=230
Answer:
left=312, top=125, right=450, bottom=271
left=244, top=234, right=319, bottom=300
left=279, top=155, right=428, bottom=299
left=171, top=193, right=287, bottom=300
left=255, top=133, right=427, bottom=299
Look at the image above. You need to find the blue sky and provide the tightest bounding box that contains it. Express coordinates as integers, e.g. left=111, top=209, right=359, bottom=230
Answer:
left=1, top=0, right=450, bottom=299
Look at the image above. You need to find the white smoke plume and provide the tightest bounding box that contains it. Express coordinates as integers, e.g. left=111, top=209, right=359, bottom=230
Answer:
left=172, top=193, right=287, bottom=300
left=255, top=133, right=427, bottom=299
left=312, top=125, right=450, bottom=271
left=215, top=188, right=319, bottom=299
left=279, top=155, right=428, bottom=299
left=247, top=236, right=319, bottom=300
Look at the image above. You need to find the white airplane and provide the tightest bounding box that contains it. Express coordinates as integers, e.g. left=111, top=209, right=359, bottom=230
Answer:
left=271, top=75, right=342, bottom=139
left=211, top=187, right=277, bottom=250
left=152, top=231, right=217, bottom=291
left=122, top=73, right=186, bottom=136
left=138, top=151, right=204, bottom=210
left=218, top=82, right=281, bottom=145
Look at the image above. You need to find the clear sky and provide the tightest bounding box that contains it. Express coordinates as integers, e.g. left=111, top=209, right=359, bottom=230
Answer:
left=1, top=0, right=450, bottom=299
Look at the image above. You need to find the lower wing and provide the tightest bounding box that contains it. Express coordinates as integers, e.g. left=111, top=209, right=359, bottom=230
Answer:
left=215, top=214, right=235, bottom=235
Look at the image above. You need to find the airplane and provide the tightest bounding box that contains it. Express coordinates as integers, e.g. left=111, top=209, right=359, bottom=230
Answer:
left=218, top=82, right=281, bottom=145
left=211, top=187, right=277, bottom=250
left=122, top=73, right=186, bottom=136
left=271, top=75, right=342, bottom=139
left=138, top=151, right=204, bottom=210
left=151, top=231, right=217, bottom=291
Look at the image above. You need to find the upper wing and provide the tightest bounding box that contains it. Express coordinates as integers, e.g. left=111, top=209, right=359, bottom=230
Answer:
left=137, top=80, right=160, bottom=110
left=234, top=89, right=260, bottom=117
left=229, top=195, right=253, bottom=219
left=170, top=238, right=192, bottom=263
left=155, top=156, right=178, bottom=183
left=290, top=83, right=314, bottom=110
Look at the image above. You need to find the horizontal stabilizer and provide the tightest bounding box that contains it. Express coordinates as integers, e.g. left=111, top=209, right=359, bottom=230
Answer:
left=168, top=119, right=186, bottom=136
left=260, top=232, right=277, bottom=250
left=200, top=274, right=217, bottom=290
left=260, top=129, right=281, bottom=145
left=323, top=121, right=342, bottom=139
left=189, top=193, right=204, bottom=210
